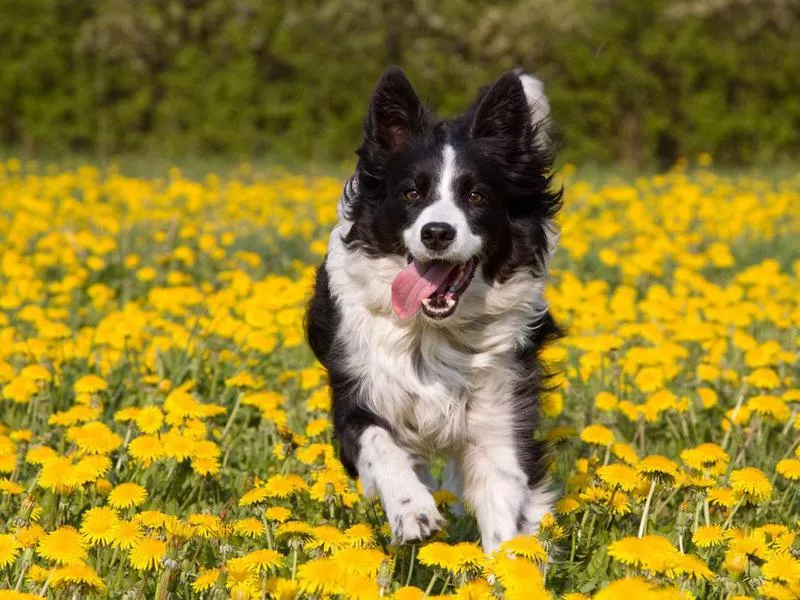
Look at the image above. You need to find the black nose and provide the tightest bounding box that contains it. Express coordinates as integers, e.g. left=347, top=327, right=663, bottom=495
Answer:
left=421, top=222, right=456, bottom=251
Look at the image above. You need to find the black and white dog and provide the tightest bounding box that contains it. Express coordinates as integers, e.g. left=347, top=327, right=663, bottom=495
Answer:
left=306, top=67, right=562, bottom=552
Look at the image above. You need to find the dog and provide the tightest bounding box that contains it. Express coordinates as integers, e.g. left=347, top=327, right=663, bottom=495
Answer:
left=305, top=66, right=562, bottom=552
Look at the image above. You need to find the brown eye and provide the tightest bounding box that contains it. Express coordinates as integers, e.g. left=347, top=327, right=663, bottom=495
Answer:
left=404, top=189, right=421, bottom=202
left=468, top=192, right=485, bottom=205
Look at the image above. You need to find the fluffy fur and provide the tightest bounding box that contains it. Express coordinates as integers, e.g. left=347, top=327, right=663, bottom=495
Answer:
left=306, top=66, right=562, bottom=552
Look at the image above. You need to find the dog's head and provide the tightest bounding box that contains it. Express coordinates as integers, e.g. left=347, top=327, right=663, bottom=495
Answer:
left=342, top=67, right=561, bottom=322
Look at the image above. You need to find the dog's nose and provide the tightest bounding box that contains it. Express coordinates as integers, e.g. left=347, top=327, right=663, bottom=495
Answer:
left=421, top=222, right=456, bottom=251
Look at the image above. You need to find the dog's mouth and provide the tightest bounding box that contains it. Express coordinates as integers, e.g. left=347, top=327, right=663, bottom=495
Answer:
left=391, top=258, right=477, bottom=320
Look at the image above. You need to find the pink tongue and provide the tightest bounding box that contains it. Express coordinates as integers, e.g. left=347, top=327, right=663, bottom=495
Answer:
left=391, top=261, right=456, bottom=319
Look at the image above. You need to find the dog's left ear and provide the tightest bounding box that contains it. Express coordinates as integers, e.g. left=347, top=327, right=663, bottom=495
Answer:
left=365, top=67, right=429, bottom=151
left=471, top=71, right=551, bottom=153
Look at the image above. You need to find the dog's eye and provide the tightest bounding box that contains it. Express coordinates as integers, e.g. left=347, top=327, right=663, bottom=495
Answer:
left=468, top=192, right=485, bottom=205
left=404, top=189, right=421, bottom=202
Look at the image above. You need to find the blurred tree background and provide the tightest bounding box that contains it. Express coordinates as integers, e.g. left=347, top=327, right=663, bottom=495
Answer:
left=0, top=0, right=798, bottom=168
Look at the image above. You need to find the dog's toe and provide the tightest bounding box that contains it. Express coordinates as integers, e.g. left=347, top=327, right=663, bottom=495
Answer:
left=391, top=503, right=444, bottom=544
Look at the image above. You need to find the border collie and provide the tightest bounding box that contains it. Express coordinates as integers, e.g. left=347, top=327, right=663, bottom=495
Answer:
left=306, top=67, right=562, bottom=552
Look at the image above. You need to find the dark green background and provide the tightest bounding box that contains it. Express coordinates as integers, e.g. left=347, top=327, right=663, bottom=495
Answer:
left=1, top=0, right=798, bottom=168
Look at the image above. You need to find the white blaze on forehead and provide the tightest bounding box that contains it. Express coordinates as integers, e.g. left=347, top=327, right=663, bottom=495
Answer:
left=403, top=144, right=482, bottom=262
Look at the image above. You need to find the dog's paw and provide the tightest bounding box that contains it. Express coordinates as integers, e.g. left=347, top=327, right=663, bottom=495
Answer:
left=387, top=492, right=444, bottom=545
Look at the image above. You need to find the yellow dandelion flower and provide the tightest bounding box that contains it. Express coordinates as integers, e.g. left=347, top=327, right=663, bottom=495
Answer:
left=80, top=506, right=120, bottom=546
left=594, top=392, right=618, bottom=411
left=37, top=526, right=87, bottom=565
left=745, top=367, right=781, bottom=389
left=233, top=518, right=264, bottom=538
left=636, top=455, right=679, bottom=484
left=672, top=553, right=714, bottom=580
left=730, top=467, right=773, bottom=503
left=776, top=458, right=800, bottom=481
left=748, top=394, right=791, bottom=423
left=133, top=510, right=167, bottom=529
left=344, top=523, right=374, bottom=548
left=49, top=563, right=106, bottom=593
left=296, top=557, right=341, bottom=596
left=555, top=496, right=582, bottom=514
left=608, top=535, right=680, bottom=573
left=67, top=421, right=123, bottom=455
left=758, top=581, right=795, bottom=600
left=594, top=578, right=657, bottom=600
left=188, top=514, right=224, bottom=538
left=307, top=525, right=348, bottom=553
left=680, top=443, right=729, bottom=471
left=597, top=463, right=640, bottom=491
left=111, top=520, right=143, bottom=550
left=243, top=548, right=283, bottom=573
left=108, top=482, right=148, bottom=509
left=15, top=524, right=45, bottom=548
left=580, top=424, right=615, bottom=446
left=265, top=506, right=292, bottom=523
left=129, top=536, right=166, bottom=571
left=611, top=442, right=639, bottom=465
left=762, top=555, right=800, bottom=583
left=73, top=375, right=108, bottom=394
left=0, top=478, right=23, bottom=495
left=692, top=525, right=727, bottom=548
left=192, top=567, right=220, bottom=593
left=707, top=486, right=737, bottom=508
left=0, top=534, right=21, bottom=567
left=499, top=535, right=548, bottom=563
left=134, top=406, right=164, bottom=434
left=393, top=586, right=426, bottom=600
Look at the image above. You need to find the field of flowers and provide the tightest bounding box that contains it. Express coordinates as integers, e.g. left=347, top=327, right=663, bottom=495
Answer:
left=0, top=157, right=797, bottom=599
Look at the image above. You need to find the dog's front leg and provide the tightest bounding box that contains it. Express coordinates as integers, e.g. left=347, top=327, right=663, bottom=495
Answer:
left=462, top=392, right=551, bottom=553
left=356, top=425, right=444, bottom=544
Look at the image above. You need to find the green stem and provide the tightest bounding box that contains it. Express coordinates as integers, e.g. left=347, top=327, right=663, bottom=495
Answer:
left=406, top=545, right=417, bottom=586
left=423, top=572, right=439, bottom=598
left=638, top=480, right=657, bottom=538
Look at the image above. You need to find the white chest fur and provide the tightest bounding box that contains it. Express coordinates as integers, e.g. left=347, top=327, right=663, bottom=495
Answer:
left=325, top=225, right=548, bottom=456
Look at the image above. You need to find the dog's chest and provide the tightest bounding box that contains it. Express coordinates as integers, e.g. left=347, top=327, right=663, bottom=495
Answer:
left=340, top=306, right=509, bottom=452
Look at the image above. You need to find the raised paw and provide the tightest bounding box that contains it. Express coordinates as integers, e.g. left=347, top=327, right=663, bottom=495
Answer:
left=388, top=495, right=445, bottom=545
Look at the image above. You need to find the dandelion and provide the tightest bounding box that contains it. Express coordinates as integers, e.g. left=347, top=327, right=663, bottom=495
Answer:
left=608, top=535, right=680, bottom=573
left=499, top=535, right=548, bottom=563
left=0, top=534, right=20, bottom=567
left=192, top=568, right=220, bottom=593
left=776, top=458, right=800, bottom=481
left=597, top=463, right=640, bottom=491
left=111, top=520, right=143, bottom=550
left=129, top=536, right=166, bottom=570
left=80, top=506, right=120, bottom=545
left=307, top=525, right=348, bottom=553
left=580, top=424, right=615, bottom=447
left=233, top=518, right=264, bottom=538
left=74, top=375, right=108, bottom=394
left=108, top=482, right=148, bottom=509
left=49, top=563, right=106, bottom=593
left=37, top=526, right=87, bottom=565
left=730, top=467, right=773, bottom=504
left=636, top=455, right=679, bottom=537
left=693, top=525, right=727, bottom=548
left=265, top=506, right=292, bottom=522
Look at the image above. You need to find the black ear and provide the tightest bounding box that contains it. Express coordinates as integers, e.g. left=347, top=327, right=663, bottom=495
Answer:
left=471, top=72, right=531, bottom=145
left=365, top=67, right=428, bottom=150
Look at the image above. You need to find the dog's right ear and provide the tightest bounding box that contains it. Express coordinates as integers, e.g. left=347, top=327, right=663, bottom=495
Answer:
left=364, top=67, right=428, bottom=151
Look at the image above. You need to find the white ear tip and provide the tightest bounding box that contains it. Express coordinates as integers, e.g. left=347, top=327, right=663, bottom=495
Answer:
left=516, top=72, right=551, bottom=148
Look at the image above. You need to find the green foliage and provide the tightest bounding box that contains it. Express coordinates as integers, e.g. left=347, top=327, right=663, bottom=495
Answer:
left=0, top=0, right=798, bottom=166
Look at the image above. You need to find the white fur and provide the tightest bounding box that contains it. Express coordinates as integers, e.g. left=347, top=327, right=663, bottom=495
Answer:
left=403, top=145, right=483, bottom=263
left=518, top=73, right=551, bottom=151
left=357, top=426, right=444, bottom=544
